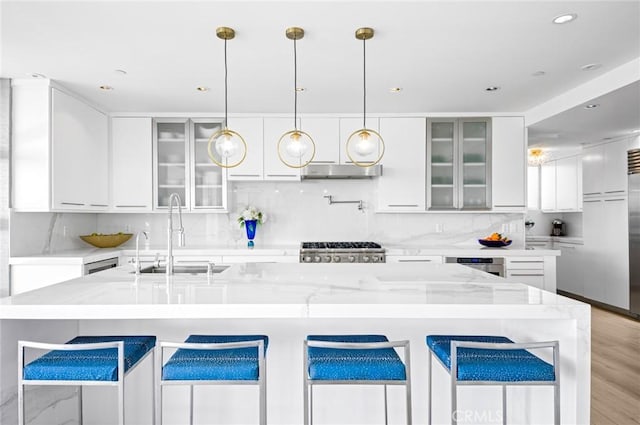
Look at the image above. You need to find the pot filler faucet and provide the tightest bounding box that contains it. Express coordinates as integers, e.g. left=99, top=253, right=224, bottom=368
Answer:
left=167, top=193, right=185, bottom=276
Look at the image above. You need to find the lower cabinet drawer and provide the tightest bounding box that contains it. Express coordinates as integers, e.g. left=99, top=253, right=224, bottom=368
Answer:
left=506, top=270, right=545, bottom=289
left=506, top=257, right=545, bottom=270
left=386, top=256, right=443, bottom=264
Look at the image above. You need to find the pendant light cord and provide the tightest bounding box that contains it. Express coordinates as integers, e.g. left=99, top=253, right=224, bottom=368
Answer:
left=224, top=38, right=228, bottom=129
left=294, top=37, right=298, bottom=130
left=363, top=38, right=366, bottom=129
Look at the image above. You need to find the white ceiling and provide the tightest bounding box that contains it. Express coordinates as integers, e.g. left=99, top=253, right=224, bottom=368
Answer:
left=1, top=1, right=639, bottom=115
left=528, top=80, right=640, bottom=150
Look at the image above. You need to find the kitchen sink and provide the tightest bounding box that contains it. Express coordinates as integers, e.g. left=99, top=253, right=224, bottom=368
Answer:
left=137, top=265, right=230, bottom=275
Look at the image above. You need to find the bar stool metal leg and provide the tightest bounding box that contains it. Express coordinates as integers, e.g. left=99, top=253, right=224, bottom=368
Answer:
left=189, top=385, right=194, bottom=425
left=427, top=351, right=432, bottom=425
left=502, top=386, right=507, bottom=425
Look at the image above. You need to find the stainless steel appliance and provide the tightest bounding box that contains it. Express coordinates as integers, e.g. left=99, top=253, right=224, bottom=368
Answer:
left=445, top=257, right=505, bottom=277
left=551, top=219, right=565, bottom=236
left=628, top=149, right=640, bottom=316
left=83, top=257, right=118, bottom=275
left=300, top=242, right=385, bottom=263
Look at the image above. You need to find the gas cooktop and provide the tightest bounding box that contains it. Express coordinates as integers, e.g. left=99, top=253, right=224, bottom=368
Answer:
left=299, top=241, right=385, bottom=263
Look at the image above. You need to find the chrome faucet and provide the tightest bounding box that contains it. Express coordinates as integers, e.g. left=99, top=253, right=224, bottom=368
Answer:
left=133, top=231, right=148, bottom=275
left=167, top=193, right=185, bottom=276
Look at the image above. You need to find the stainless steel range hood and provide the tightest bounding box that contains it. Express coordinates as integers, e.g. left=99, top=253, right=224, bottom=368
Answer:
left=301, top=164, right=382, bottom=179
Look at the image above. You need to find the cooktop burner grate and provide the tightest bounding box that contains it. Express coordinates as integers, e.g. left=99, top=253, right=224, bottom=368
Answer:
left=301, top=242, right=382, bottom=250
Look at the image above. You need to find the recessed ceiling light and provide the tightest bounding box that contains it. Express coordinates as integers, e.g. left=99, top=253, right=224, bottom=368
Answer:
left=196, top=86, right=209, bottom=92
left=553, top=13, right=577, bottom=24
left=389, top=87, right=402, bottom=92
left=114, top=69, right=127, bottom=75
left=99, top=85, right=114, bottom=91
left=295, top=87, right=306, bottom=92
left=581, top=63, right=602, bottom=71
left=532, top=71, right=546, bottom=77
left=485, top=86, right=500, bottom=92
left=26, top=73, right=47, bottom=79
left=584, top=104, right=599, bottom=109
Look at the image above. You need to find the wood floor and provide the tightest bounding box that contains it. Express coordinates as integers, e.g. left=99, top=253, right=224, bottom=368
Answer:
left=591, top=306, right=640, bottom=424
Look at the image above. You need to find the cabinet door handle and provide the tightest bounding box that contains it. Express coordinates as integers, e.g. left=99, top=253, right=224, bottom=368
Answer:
left=266, top=174, right=297, bottom=177
left=509, top=260, right=543, bottom=264
left=388, top=204, right=419, bottom=207
left=90, top=204, right=108, bottom=207
left=493, top=204, right=525, bottom=208
left=61, top=202, right=85, bottom=206
left=583, top=192, right=600, bottom=196
left=509, top=273, right=544, bottom=277
left=604, top=198, right=626, bottom=202
left=604, top=190, right=625, bottom=194
left=557, top=245, right=576, bottom=249
left=583, top=199, right=601, bottom=203
left=115, top=205, right=148, bottom=208
left=229, top=174, right=261, bottom=177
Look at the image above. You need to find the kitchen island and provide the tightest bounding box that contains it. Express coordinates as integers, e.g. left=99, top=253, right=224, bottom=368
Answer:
left=0, top=263, right=589, bottom=424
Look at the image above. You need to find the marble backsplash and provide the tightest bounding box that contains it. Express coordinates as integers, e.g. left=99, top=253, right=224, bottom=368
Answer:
left=96, top=180, right=525, bottom=249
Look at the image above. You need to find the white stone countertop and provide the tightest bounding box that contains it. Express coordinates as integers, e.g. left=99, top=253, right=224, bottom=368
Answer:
left=9, top=243, right=560, bottom=265
left=0, top=263, right=584, bottom=320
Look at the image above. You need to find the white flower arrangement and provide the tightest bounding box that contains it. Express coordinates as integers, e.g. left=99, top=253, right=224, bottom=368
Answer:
left=237, top=205, right=267, bottom=226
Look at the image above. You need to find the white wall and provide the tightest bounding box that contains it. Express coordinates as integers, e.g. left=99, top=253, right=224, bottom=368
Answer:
left=97, top=180, right=526, bottom=249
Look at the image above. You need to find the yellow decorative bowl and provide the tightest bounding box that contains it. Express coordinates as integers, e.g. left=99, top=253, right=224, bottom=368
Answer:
left=79, top=233, right=133, bottom=248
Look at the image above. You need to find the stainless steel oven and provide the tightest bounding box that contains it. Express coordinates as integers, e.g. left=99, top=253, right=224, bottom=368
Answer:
left=445, top=257, right=505, bottom=277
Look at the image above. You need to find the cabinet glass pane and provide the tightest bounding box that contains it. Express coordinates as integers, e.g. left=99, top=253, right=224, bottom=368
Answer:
left=461, top=121, right=488, bottom=208
left=430, top=122, right=455, bottom=208
left=193, top=122, right=224, bottom=208
left=431, top=187, right=455, bottom=208
left=157, top=122, right=186, bottom=207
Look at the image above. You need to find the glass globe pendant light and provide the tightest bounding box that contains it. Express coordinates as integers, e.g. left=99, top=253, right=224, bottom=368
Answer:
left=346, top=27, right=385, bottom=167
left=207, top=27, right=247, bottom=168
left=277, top=27, right=316, bottom=168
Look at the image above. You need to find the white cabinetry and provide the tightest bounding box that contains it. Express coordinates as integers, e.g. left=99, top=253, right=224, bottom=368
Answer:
left=153, top=119, right=227, bottom=211
left=582, top=140, right=627, bottom=198
left=12, top=80, right=109, bottom=211
left=111, top=117, right=153, bottom=211
left=301, top=117, right=340, bottom=164
left=491, top=117, right=525, bottom=210
left=10, top=264, right=85, bottom=295
left=555, top=241, right=583, bottom=296
left=263, top=118, right=301, bottom=180
left=505, top=257, right=549, bottom=291
left=339, top=117, right=381, bottom=165
left=226, top=118, right=264, bottom=181
left=377, top=118, right=426, bottom=211
left=540, top=156, right=581, bottom=212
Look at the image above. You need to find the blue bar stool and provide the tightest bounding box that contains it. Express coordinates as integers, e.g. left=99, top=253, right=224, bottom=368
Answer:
left=426, top=335, right=559, bottom=425
left=18, top=335, right=156, bottom=425
left=156, top=335, right=268, bottom=425
left=304, top=334, right=412, bottom=425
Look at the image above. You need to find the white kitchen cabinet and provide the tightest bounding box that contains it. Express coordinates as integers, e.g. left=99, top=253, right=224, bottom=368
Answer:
left=581, top=199, right=607, bottom=302
left=300, top=117, right=340, bottom=164
left=339, top=117, right=381, bottom=165
left=555, top=156, right=579, bottom=211
left=12, top=80, right=109, bottom=212
left=386, top=255, right=443, bottom=264
left=491, top=117, right=526, bottom=210
left=582, top=140, right=627, bottom=198
left=263, top=118, right=301, bottom=180
left=505, top=256, right=556, bottom=292
left=540, top=161, right=556, bottom=211
left=603, top=140, right=628, bottom=195
left=226, top=117, right=264, bottom=181
left=153, top=118, right=227, bottom=211
left=601, top=197, right=629, bottom=309
left=10, top=264, right=84, bottom=295
left=377, top=118, right=426, bottom=211
left=111, top=117, right=153, bottom=211
left=427, top=118, right=491, bottom=210
left=554, top=241, right=583, bottom=296
left=540, top=156, right=581, bottom=212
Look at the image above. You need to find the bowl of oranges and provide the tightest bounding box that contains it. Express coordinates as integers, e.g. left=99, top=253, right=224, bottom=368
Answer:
left=478, top=233, right=512, bottom=247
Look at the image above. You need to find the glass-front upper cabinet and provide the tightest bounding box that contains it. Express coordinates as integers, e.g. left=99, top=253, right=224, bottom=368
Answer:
left=427, top=118, right=491, bottom=210
left=153, top=118, right=226, bottom=210
left=190, top=119, right=226, bottom=210
left=154, top=119, right=188, bottom=208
